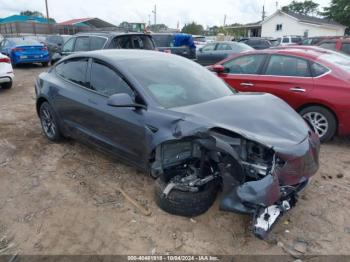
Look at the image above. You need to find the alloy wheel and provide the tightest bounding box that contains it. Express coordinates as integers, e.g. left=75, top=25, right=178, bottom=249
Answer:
left=303, top=112, right=329, bottom=138
left=40, top=106, right=57, bottom=139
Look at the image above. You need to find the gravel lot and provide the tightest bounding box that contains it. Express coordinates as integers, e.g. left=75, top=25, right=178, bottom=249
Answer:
left=0, top=65, right=349, bottom=257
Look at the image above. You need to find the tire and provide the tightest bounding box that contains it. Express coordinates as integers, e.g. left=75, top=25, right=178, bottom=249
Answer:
left=42, top=62, right=49, bottom=67
left=1, top=80, right=12, bottom=89
left=39, top=102, right=63, bottom=142
left=300, top=106, right=337, bottom=142
left=154, top=177, right=219, bottom=217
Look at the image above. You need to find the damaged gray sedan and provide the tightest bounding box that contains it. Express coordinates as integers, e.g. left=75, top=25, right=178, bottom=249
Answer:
left=35, top=50, right=320, bottom=239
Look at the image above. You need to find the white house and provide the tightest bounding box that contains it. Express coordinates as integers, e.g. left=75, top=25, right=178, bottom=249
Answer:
left=261, top=10, right=346, bottom=38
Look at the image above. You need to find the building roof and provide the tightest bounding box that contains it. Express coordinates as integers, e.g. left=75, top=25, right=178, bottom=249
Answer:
left=264, top=10, right=346, bottom=28
left=58, top=18, right=116, bottom=28
left=225, top=21, right=262, bottom=30
left=0, top=15, right=53, bottom=24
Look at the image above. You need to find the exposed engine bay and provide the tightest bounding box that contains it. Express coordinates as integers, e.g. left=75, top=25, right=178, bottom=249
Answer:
left=151, top=128, right=319, bottom=239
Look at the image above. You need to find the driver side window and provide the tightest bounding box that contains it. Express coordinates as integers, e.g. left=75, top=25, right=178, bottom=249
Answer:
left=223, top=55, right=266, bottom=74
left=90, top=61, right=133, bottom=97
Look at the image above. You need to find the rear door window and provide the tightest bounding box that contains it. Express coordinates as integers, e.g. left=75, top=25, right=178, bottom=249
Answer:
left=223, top=54, right=266, bottom=74
left=311, top=63, right=329, bottom=77
left=90, top=61, right=133, bottom=97
left=56, top=58, right=88, bottom=86
left=74, top=37, right=90, bottom=52
left=265, top=55, right=311, bottom=77
left=90, top=37, right=107, bottom=50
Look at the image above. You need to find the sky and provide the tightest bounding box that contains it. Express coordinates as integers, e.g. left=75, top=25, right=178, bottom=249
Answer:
left=0, top=0, right=331, bottom=28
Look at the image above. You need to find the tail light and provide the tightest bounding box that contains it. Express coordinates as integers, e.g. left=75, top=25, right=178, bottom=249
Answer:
left=0, top=57, right=10, bottom=63
left=41, top=46, right=48, bottom=51
left=12, top=47, right=24, bottom=52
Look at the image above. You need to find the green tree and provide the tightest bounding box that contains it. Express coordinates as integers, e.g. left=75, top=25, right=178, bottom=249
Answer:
left=322, top=0, right=350, bottom=28
left=20, top=10, right=44, bottom=17
left=282, top=0, right=319, bottom=15
left=181, top=22, right=204, bottom=35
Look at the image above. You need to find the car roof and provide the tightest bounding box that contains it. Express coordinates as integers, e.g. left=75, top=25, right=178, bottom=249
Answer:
left=59, top=49, right=180, bottom=65
left=75, top=31, right=150, bottom=37
left=227, top=46, right=337, bottom=60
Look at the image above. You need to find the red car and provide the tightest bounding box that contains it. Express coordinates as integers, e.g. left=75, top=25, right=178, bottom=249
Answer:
left=210, top=47, right=350, bottom=142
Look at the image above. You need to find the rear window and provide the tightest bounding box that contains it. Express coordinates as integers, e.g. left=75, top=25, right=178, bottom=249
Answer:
left=10, top=38, right=40, bottom=45
left=152, top=34, right=173, bottom=47
left=46, top=36, right=64, bottom=45
left=110, top=35, right=154, bottom=50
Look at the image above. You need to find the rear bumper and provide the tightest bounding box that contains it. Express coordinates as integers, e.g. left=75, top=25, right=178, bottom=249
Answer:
left=12, top=54, right=50, bottom=65
left=0, top=76, right=13, bottom=83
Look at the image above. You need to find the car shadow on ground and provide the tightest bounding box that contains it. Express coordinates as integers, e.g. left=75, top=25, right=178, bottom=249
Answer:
left=13, top=63, right=47, bottom=69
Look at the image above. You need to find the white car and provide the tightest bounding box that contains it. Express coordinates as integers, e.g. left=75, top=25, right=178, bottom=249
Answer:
left=277, top=35, right=303, bottom=46
left=0, top=53, right=14, bottom=89
left=193, top=35, right=208, bottom=49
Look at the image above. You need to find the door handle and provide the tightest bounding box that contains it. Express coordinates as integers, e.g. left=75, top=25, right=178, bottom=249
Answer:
left=240, top=82, right=254, bottom=87
left=289, top=87, right=306, bottom=93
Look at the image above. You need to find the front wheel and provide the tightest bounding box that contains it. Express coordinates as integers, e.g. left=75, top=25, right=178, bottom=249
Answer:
left=39, top=102, right=62, bottom=142
left=154, top=177, right=219, bottom=217
left=300, top=106, right=337, bottom=142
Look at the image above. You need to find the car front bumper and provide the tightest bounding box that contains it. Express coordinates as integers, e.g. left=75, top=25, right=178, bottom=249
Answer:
left=220, top=132, right=320, bottom=238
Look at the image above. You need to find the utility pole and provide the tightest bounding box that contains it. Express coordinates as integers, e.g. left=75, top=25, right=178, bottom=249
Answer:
left=152, top=5, right=157, bottom=25
left=45, top=0, right=51, bottom=33
left=262, top=5, right=266, bottom=21
left=223, top=14, right=227, bottom=27
left=148, top=14, right=151, bottom=26
left=276, top=1, right=279, bottom=11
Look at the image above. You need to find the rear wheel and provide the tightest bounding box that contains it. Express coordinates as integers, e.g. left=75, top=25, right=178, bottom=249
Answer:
left=300, top=106, right=336, bottom=142
left=39, top=102, right=62, bottom=142
left=1, top=80, right=12, bottom=89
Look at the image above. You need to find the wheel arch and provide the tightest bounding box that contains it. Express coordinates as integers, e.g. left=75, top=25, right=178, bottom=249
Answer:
left=36, top=96, right=49, bottom=116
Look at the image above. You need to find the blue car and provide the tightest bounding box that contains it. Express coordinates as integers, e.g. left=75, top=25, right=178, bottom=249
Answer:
left=0, top=38, right=50, bottom=67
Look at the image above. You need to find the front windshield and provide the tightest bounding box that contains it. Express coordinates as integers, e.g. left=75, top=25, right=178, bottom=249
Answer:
left=124, top=54, right=234, bottom=108
left=319, top=52, right=350, bottom=72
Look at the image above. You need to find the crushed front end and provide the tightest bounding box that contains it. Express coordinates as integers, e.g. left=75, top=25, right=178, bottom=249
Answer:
left=151, top=127, right=320, bottom=239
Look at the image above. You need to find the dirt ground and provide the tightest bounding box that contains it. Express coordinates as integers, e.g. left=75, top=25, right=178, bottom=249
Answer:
left=0, top=65, right=349, bottom=257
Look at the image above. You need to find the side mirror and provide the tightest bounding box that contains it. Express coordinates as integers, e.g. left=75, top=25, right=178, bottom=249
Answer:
left=107, top=93, right=146, bottom=109
left=210, top=64, right=225, bottom=73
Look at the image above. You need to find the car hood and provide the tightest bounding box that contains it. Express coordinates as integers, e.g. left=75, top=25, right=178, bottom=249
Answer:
left=170, top=93, right=309, bottom=149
